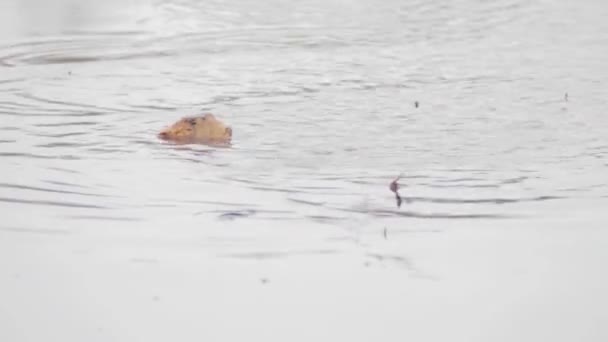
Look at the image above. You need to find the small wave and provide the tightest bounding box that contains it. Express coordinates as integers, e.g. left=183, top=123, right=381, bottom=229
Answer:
left=0, top=226, right=70, bottom=236
left=307, top=215, right=347, bottom=223
left=367, top=253, right=413, bottom=269
left=404, top=195, right=562, bottom=205
left=16, top=92, right=124, bottom=113
left=0, top=152, right=80, bottom=160
left=287, top=198, right=326, bottom=206
left=35, top=142, right=98, bottom=148
left=220, top=249, right=338, bottom=260
left=0, top=109, right=108, bottom=118
left=335, top=206, right=511, bottom=219
left=0, top=197, right=109, bottom=209
left=0, top=36, right=172, bottom=67
left=68, top=215, right=142, bottom=221
left=0, top=182, right=113, bottom=198
left=216, top=209, right=256, bottom=220
left=33, top=121, right=98, bottom=128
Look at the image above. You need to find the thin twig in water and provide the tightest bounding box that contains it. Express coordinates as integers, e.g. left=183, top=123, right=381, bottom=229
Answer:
left=389, top=175, right=403, bottom=208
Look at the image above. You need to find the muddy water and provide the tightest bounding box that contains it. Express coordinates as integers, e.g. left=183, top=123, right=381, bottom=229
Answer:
left=1, top=0, right=608, bottom=341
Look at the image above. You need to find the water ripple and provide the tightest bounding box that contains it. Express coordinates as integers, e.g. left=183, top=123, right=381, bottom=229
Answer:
left=345, top=208, right=511, bottom=220
left=0, top=36, right=167, bottom=67
left=404, top=195, right=562, bottom=205
left=220, top=249, right=338, bottom=260
left=0, top=0, right=606, bottom=231
left=0, top=152, right=80, bottom=160
left=0, top=183, right=113, bottom=198
left=0, top=226, right=71, bottom=236
left=0, top=197, right=110, bottom=209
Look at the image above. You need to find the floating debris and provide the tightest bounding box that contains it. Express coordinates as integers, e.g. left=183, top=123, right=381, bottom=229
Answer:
left=415, top=101, right=419, bottom=108
left=389, top=175, right=403, bottom=208
left=564, top=92, right=568, bottom=101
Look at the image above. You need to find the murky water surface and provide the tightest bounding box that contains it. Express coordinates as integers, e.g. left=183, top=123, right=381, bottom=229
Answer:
left=1, top=0, right=607, bottom=341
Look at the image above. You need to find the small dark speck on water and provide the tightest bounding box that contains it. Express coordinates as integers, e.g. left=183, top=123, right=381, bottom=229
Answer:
left=415, top=101, right=419, bottom=108
left=383, top=227, right=388, bottom=239
left=564, top=93, right=568, bottom=101
left=260, top=278, right=269, bottom=284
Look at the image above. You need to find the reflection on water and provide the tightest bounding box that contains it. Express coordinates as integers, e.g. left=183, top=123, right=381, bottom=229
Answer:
left=1, top=0, right=608, bottom=339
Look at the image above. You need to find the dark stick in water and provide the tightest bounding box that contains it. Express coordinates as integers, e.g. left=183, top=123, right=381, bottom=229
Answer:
left=389, top=175, right=403, bottom=208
